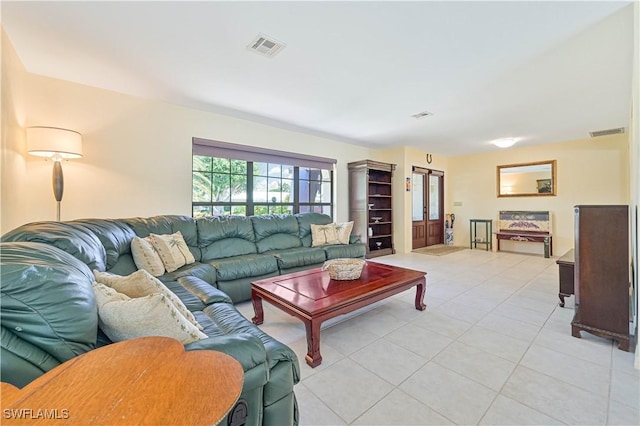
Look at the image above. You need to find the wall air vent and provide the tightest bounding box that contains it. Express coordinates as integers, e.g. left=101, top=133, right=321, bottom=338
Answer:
left=589, top=127, right=625, bottom=138
left=247, top=34, right=286, bottom=58
left=411, top=111, right=433, bottom=119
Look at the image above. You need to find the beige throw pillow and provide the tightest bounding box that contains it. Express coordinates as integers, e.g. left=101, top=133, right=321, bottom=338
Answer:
left=334, top=221, right=354, bottom=245
left=92, top=282, right=207, bottom=345
left=149, top=231, right=195, bottom=273
left=310, top=223, right=340, bottom=247
left=93, top=269, right=203, bottom=330
left=130, top=236, right=165, bottom=276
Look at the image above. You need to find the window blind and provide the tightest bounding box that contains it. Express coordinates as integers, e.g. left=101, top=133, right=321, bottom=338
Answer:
left=193, top=138, right=336, bottom=169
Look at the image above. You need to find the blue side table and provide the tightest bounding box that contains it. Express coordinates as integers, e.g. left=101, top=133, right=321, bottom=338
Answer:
left=470, top=219, right=492, bottom=251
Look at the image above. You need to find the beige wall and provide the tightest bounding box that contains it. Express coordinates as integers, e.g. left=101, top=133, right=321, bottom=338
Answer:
left=1, top=44, right=373, bottom=233
left=377, top=146, right=449, bottom=254
left=1, top=29, right=28, bottom=232
left=447, top=135, right=629, bottom=256
left=632, top=1, right=639, bottom=367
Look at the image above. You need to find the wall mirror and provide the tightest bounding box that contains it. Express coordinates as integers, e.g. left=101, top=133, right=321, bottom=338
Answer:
left=497, top=160, right=556, bottom=197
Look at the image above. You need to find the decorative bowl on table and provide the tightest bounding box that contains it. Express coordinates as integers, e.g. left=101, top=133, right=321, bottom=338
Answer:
left=322, top=258, right=366, bottom=280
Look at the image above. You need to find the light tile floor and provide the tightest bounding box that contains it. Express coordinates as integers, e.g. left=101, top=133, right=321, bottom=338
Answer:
left=236, top=249, right=639, bottom=425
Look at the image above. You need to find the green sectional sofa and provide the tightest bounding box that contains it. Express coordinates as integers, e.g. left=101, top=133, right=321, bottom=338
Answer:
left=0, top=213, right=365, bottom=426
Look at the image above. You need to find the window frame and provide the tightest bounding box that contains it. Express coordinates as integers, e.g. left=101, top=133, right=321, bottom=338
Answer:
left=192, top=138, right=335, bottom=218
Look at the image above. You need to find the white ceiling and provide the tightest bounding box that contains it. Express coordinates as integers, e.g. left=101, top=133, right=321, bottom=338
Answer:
left=2, top=1, right=634, bottom=157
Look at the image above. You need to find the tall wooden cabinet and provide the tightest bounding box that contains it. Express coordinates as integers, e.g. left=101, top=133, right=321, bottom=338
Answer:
left=348, top=160, right=396, bottom=258
left=571, top=205, right=630, bottom=351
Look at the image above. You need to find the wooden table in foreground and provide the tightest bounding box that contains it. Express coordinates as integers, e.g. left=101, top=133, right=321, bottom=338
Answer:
left=252, top=262, right=426, bottom=367
left=1, top=336, right=243, bottom=425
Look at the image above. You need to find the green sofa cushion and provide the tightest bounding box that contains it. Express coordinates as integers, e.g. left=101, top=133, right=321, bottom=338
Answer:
left=256, top=233, right=301, bottom=254
left=197, top=216, right=257, bottom=260
left=216, top=274, right=279, bottom=304
left=177, top=276, right=232, bottom=305
left=295, top=212, right=333, bottom=247
left=271, top=247, right=327, bottom=270
left=162, top=280, right=206, bottom=312
left=208, top=254, right=278, bottom=281
left=0, top=242, right=97, bottom=364
left=1, top=222, right=107, bottom=272
left=1, top=327, right=62, bottom=387
left=125, top=215, right=197, bottom=243
left=203, top=303, right=300, bottom=378
left=201, top=238, right=257, bottom=261
left=252, top=215, right=302, bottom=253
left=70, top=219, right=136, bottom=270
left=106, top=253, right=138, bottom=276
left=184, top=325, right=269, bottom=386
left=324, top=243, right=367, bottom=259
left=160, top=261, right=217, bottom=285
left=199, top=303, right=300, bottom=424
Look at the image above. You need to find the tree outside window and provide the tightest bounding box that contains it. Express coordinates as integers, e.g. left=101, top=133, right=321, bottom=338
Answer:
left=192, top=156, right=332, bottom=218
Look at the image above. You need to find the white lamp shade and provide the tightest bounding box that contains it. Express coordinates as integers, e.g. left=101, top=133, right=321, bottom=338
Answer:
left=27, top=127, right=83, bottom=159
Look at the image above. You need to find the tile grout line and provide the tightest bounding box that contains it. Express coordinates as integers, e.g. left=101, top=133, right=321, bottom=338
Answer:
left=477, top=262, right=615, bottom=425
left=476, top=264, right=565, bottom=425
left=251, top=251, right=634, bottom=425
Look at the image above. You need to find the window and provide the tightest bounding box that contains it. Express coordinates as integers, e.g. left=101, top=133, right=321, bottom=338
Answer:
left=192, top=138, right=335, bottom=217
left=252, top=162, right=294, bottom=215
left=192, top=156, right=248, bottom=217
left=298, top=167, right=332, bottom=215
left=428, top=174, right=441, bottom=220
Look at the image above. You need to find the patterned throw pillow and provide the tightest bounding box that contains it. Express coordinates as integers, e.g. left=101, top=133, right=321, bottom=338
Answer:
left=310, top=223, right=340, bottom=247
left=92, top=282, right=207, bottom=345
left=149, top=231, right=196, bottom=273
left=93, top=269, right=203, bottom=330
left=334, top=221, right=354, bottom=245
left=130, top=236, right=165, bottom=276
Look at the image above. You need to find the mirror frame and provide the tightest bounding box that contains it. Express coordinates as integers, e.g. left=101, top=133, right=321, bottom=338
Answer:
left=496, top=160, right=557, bottom=197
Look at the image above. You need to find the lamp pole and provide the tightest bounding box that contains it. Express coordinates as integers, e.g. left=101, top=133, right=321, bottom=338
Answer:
left=52, top=156, right=64, bottom=221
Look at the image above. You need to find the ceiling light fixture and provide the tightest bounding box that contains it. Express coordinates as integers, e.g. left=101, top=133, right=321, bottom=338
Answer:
left=492, top=137, right=518, bottom=148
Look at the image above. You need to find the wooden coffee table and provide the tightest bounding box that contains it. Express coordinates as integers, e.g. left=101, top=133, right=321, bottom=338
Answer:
left=252, top=261, right=426, bottom=367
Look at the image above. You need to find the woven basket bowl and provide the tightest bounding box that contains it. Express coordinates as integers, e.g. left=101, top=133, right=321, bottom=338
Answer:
left=322, top=258, right=366, bottom=280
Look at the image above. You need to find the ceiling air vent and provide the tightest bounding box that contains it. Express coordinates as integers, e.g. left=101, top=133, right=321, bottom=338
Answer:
left=589, top=127, right=625, bottom=138
left=247, top=34, right=285, bottom=58
left=411, top=111, right=433, bottom=119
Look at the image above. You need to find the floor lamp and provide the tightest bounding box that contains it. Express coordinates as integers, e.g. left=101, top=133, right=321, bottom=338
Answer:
left=27, top=127, right=83, bottom=221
